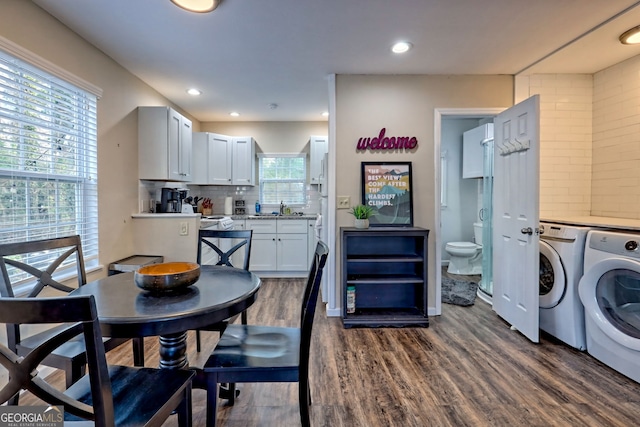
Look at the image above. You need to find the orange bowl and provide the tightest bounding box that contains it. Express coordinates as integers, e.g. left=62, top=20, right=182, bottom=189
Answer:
left=134, top=262, right=200, bottom=293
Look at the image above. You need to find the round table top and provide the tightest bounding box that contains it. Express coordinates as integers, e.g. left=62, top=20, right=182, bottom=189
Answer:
left=70, top=265, right=261, bottom=337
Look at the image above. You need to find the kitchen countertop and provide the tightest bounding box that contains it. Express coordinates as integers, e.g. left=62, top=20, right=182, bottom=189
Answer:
left=541, top=215, right=640, bottom=232
left=232, top=214, right=317, bottom=220
left=132, top=213, right=199, bottom=218
left=131, top=213, right=317, bottom=220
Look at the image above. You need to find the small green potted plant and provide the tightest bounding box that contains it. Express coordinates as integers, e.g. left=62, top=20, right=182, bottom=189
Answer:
left=349, top=204, right=375, bottom=229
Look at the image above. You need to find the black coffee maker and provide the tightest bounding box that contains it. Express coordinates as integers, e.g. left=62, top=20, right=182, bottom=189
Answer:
left=159, top=187, right=181, bottom=213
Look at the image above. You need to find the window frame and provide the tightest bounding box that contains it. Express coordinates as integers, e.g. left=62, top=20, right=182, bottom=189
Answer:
left=258, top=153, right=307, bottom=206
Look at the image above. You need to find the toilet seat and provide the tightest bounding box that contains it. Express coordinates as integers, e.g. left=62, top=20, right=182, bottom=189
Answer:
left=445, top=242, right=480, bottom=256
left=446, top=242, right=478, bottom=249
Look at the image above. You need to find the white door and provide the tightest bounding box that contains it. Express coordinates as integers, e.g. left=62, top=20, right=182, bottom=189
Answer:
left=492, top=95, right=540, bottom=343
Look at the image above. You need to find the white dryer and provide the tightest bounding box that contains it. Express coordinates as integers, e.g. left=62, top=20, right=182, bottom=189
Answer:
left=538, top=222, right=591, bottom=350
left=579, top=229, right=640, bottom=383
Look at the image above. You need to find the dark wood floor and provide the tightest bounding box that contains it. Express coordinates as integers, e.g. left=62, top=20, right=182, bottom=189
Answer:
left=18, top=277, right=640, bottom=426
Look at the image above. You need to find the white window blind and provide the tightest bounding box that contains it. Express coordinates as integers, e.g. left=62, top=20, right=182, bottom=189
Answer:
left=0, top=49, right=98, bottom=285
left=259, top=154, right=306, bottom=205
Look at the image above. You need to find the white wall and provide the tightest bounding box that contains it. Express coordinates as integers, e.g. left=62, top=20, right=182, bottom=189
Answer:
left=1, top=1, right=329, bottom=278
left=516, top=74, right=593, bottom=218
left=518, top=62, right=640, bottom=220
left=197, top=121, right=328, bottom=214
left=592, top=55, right=640, bottom=219
left=201, top=121, right=328, bottom=154
left=334, top=74, right=513, bottom=312
left=0, top=0, right=200, bottom=281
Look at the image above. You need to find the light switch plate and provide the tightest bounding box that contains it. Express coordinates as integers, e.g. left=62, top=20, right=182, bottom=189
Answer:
left=337, top=196, right=350, bottom=209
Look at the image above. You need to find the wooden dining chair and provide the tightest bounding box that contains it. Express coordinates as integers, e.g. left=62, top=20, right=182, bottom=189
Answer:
left=195, top=229, right=253, bottom=352
left=0, top=235, right=145, bottom=404
left=0, top=295, right=194, bottom=427
left=202, top=241, right=329, bottom=427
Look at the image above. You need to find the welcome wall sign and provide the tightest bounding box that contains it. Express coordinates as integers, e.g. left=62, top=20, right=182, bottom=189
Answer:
left=356, top=128, right=418, bottom=151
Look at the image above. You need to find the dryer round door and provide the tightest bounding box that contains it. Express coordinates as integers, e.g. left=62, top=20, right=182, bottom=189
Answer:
left=539, top=240, right=566, bottom=309
left=579, top=258, right=640, bottom=351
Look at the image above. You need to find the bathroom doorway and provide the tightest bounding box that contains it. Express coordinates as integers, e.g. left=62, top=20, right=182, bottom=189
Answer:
left=433, top=108, right=503, bottom=315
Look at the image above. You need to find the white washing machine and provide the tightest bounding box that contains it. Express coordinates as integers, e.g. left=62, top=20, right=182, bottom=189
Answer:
left=579, top=229, right=640, bottom=384
left=538, top=222, right=591, bottom=350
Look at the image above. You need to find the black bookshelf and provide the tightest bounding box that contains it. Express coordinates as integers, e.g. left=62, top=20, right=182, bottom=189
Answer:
left=341, top=227, right=429, bottom=328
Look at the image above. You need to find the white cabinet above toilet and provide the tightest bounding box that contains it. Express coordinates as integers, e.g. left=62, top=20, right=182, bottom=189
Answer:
left=462, top=123, right=493, bottom=179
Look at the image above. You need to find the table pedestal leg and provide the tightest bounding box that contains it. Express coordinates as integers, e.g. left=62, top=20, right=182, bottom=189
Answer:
left=159, top=332, right=188, bottom=369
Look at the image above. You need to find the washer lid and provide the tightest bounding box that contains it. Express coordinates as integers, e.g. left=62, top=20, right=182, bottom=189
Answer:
left=539, top=240, right=566, bottom=309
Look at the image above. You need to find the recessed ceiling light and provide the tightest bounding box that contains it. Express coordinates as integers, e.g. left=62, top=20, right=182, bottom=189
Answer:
left=229, top=111, right=240, bottom=117
left=391, top=41, right=412, bottom=54
left=170, top=0, right=221, bottom=13
left=620, top=25, right=640, bottom=45
left=187, top=88, right=201, bottom=96
left=321, top=111, right=329, bottom=117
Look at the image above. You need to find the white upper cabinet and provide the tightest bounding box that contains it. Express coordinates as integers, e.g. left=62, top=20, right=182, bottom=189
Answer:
left=309, top=135, right=328, bottom=184
left=192, top=133, right=233, bottom=185
left=232, top=136, right=256, bottom=186
left=191, top=133, right=255, bottom=186
left=138, top=106, right=192, bottom=182
left=462, top=123, right=493, bottom=179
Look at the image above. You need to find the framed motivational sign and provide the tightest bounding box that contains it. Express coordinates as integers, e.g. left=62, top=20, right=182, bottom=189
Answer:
left=361, top=161, right=413, bottom=227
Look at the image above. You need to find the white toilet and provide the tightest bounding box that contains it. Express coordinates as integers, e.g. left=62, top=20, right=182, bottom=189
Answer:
left=445, top=222, right=483, bottom=275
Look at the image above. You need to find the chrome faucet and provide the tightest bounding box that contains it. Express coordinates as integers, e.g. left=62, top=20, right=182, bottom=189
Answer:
left=279, top=200, right=285, bottom=215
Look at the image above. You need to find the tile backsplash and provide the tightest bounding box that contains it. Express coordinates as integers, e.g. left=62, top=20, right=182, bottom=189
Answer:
left=138, top=181, right=320, bottom=215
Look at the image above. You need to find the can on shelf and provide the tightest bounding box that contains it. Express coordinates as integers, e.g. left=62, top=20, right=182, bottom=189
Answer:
left=346, top=284, right=356, bottom=313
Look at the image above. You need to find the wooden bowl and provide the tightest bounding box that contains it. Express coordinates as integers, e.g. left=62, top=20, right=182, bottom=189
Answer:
left=134, top=262, right=200, bottom=293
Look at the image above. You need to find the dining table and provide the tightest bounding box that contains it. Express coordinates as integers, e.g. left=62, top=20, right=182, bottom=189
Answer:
left=70, top=265, right=261, bottom=375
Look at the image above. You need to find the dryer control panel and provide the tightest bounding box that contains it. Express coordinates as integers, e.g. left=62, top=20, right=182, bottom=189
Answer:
left=540, top=222, right=590, bottom=242
left=587, top=230, right=640, bottom=258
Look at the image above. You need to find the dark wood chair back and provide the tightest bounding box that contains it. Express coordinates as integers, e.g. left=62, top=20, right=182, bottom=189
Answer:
left=202, top=240, right=329, bottom=427
left=0, top=295, right=113, bottom=423
left=0, top=235, right=87, bottom=299
left=197, top=229, right=253, bottom=269
left=0, top=295, right=194, bottom=427
left=299, top=240, right=329, bottom=378
left=0, top=235, right=144, bottom=398
left=194, top=229, right=254, bottom=352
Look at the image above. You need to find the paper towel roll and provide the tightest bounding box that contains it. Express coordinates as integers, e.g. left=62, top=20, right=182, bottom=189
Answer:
left=224, top=197, right=233, bottom=215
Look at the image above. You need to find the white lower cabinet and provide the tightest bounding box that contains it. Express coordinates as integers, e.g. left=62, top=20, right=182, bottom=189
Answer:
left=250, top=233, right=278, bottom=270
left=247, top=219, right=308, bottom=275
left=277, top=234, right=308, bottom=271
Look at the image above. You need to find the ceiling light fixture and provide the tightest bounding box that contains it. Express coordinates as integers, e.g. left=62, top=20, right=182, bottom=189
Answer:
left=391, top=41, right=412, bottom=54
left=321, top=111, right=329, bottom=117
left=170, top=0, right=221, bottom=13
left=187, top=88, right=201, bottom=96
left=619, top=25, right=640, bottom=45
left=229, top=111, right=240, bottom=117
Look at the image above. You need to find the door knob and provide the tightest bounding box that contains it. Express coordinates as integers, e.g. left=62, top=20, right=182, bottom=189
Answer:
left=521, top=227, right=533, bottom=235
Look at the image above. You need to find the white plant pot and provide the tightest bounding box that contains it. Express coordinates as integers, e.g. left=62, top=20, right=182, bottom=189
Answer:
left=354, top=219, right=369, bottom=229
